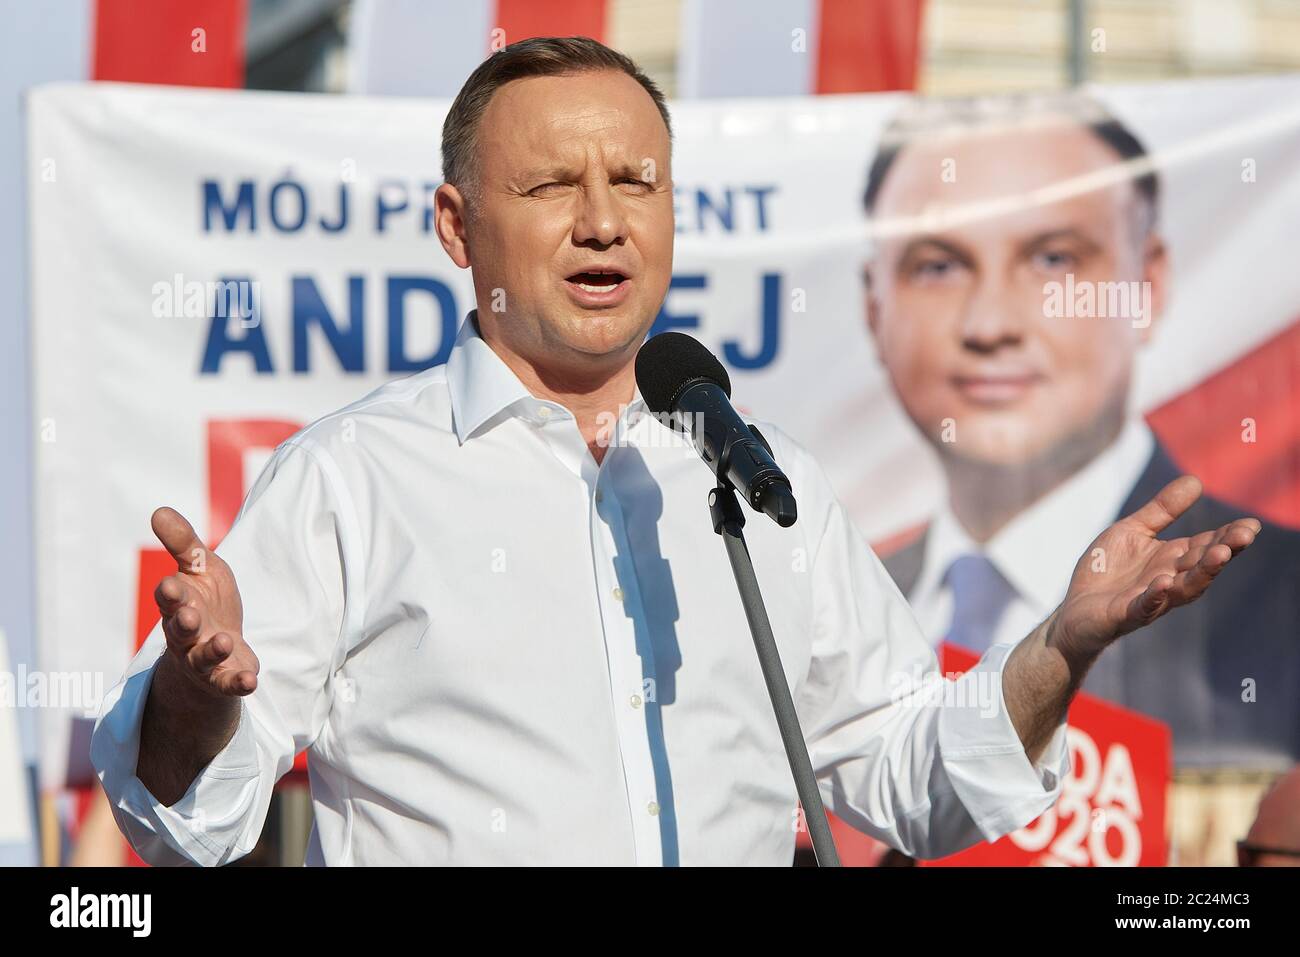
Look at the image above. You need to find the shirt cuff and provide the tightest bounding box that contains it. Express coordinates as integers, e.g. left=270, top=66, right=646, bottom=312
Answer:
left=91, top=657, right=262, bottom=866
left=936, top=642, right=1070, bottom=843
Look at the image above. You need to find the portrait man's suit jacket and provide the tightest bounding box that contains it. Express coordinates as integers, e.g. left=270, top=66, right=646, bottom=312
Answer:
left=883, top=441, right=1300, bottom=770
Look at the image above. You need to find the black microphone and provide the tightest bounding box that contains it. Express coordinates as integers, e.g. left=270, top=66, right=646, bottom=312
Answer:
left=635, top=332, right=797, bottom=527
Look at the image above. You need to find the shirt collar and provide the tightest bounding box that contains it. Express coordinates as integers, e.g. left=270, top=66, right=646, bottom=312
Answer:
left=444, top=310, right=648, bottom=444
left=913, top=418, right=1157, bottom=616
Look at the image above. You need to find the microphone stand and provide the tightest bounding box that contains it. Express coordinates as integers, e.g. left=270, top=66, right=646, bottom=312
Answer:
left=708, top=471, right=841, bottom=868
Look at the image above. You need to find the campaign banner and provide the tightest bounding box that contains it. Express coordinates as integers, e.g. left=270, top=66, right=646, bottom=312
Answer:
left=925, top=644, right=1171, bottom=867
left=801, top=644, right=1172, bottom=867
left=27, top=77, right=1300, bottom=805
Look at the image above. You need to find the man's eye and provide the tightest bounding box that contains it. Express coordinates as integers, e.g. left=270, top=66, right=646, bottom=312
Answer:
left=910, top=258, right=964, bottom=280
left=616, top=177, right=649, bottom=189
left=1031, top=249, right=1077, bottom=271
left=528, top=182, right=567, bottom=196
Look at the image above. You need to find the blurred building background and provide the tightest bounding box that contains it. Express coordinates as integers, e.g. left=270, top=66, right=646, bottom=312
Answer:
left=241, top=0, right=1300, bottom=97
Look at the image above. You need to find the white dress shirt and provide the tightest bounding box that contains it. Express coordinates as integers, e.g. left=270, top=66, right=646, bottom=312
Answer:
left=92, top=311, right=1068, bottom=866
left=909, top=419, right=1156, bottom=651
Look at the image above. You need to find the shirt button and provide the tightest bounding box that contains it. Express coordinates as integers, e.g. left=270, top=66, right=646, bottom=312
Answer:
left=537, top=405, right=551, bottom=419
left=647, top=801, right=660, bottom=817
left=630, top=693, right=643, bottom=709
left=612, top=586, right=624, bottom=602
left=594, top=490, right=603, bottom=504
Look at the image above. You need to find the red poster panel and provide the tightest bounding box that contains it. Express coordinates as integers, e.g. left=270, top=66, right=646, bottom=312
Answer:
left=801, top=644, right=1172, bottom=866
left=815, top=0, right=925, bottom=93
left=923, top=644, right=1172, bottom=867
left=93, top=0, right=247, bottom=88
left=494, top=0, right=607, bottom=45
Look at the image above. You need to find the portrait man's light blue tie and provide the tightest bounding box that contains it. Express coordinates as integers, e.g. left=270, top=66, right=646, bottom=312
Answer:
left=944, top=553, right=1018, bottom=655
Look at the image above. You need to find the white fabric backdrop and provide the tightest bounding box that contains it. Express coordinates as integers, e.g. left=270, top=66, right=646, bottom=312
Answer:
left=27, top=76, right=1300, bottom=787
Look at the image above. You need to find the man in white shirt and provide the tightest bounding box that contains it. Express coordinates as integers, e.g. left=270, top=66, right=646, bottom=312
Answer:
left=862, top=93, right=1300, bottom=772
left=93, top=39, right=1259, bottom=866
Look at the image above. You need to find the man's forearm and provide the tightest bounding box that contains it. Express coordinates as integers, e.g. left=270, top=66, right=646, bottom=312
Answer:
left=1002, top=608, right=1096, bottom=765
left=137, top=654, right=242, bottom=806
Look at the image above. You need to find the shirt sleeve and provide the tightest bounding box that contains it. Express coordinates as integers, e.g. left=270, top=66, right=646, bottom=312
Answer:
left=90, top=437, right=354, bottom=866
left=793, top=452, right=1070, bottom=860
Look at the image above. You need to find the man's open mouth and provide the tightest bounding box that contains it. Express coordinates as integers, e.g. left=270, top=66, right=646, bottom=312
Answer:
left=566, top=270, right=628, bottom=292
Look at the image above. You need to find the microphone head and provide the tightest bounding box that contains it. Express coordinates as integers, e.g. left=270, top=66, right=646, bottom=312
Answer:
left=635, top=332, right=732, bottom=415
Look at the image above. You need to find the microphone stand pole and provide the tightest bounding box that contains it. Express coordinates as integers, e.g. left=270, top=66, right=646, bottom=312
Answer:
left=708, top=479, right=841, bottom=867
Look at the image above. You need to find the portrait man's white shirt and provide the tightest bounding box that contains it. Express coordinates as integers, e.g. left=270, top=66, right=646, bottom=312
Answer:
left=93, top=312, right=1067, bottom=866
left=909, top=419, right=1156, bottom=651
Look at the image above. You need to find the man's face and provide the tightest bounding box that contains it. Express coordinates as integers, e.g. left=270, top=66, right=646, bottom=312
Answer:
left=866, top=119, right=1166, bottom=469
left=441, top=70, right=674, bottom=378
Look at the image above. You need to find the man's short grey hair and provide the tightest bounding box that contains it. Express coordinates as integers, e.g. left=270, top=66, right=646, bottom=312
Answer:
left=441, top=36, right=674, bottom=212
left=863, top=91, right=1161, bottom=232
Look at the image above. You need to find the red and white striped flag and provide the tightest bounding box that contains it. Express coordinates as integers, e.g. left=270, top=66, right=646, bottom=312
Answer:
left=349, top=0, right=610, bottom=98
left=348, top=0, right=927, bottom=100
left=677, top=0, right=925, bottom=98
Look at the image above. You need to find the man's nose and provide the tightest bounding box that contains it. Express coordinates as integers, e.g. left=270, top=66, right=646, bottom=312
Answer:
left=572, top=183, right=629, bottom=247
left=959, top=279, right=1026, bottom=352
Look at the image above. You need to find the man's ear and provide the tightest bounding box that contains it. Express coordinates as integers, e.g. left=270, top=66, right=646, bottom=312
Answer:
left=1139, top=231, right=1168, bottom=345
left=863, top=263, right=882, bottom=345
left=434, top=183, right=472, bottom=269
